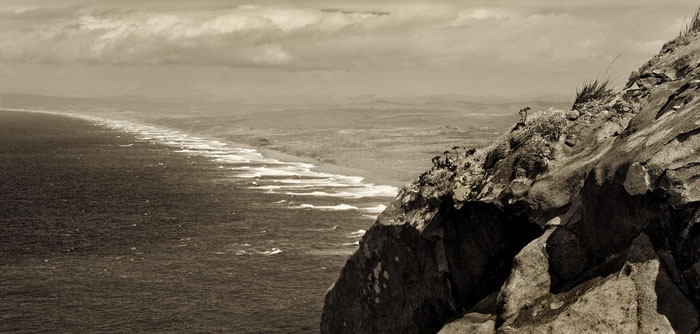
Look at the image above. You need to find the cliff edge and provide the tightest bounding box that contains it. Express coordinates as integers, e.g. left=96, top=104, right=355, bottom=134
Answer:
left=321, top=17, right=700, bottom=334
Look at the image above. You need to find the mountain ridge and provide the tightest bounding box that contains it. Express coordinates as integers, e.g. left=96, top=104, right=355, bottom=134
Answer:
left=321, top=13, right=700, bottom=334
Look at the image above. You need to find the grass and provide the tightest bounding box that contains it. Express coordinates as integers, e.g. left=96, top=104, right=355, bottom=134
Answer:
left=572, top=79, right=613, bottom=109
left=680, top=7, right=700, bottom=39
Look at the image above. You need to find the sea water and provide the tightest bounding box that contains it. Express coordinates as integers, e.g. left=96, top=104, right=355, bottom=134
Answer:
left=0, top=110, right=398, bottom=333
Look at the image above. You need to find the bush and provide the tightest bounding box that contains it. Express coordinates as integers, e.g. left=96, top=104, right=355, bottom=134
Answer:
left=484, top=136, right=510, bottom=169
left=419, top=167, right=454, bottom=188
left=513, top=135, right=553, bottom=178
left=525, top=109, right=567, bottom=142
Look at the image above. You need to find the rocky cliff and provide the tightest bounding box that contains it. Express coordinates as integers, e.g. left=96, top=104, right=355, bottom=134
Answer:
left=321, top=18, right=700, bottom=334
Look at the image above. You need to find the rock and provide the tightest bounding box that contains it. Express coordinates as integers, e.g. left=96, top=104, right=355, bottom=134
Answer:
left=322, top=15, right=700, bottom=334
left=501, top=234, right=699, bottom=334
left=623, top=162, right=651, bottom=196
left=546, top=228, right=591, bottom=282
left=321, top=202, right=541, bottom=334
left=637, top=76, right=661, bottom=90
left=506, top=177, right=532, bottom=198
left=438, top=313, right=495, bottom=334
left=497, top=228, right=555, bottom=324
left=565, top=109, right=580, bottom=120
left=622, top=87, right=641, bottom=100
left=452, top=186, right=470, bottom=203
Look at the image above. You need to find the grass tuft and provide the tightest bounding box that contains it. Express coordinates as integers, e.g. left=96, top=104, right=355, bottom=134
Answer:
left=572, top=79, right=613, bottom=109
left=680, top=7, right=700, bottom=38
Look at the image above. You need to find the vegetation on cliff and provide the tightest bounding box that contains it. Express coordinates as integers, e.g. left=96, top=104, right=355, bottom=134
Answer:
left=323, top=11, right=700, bottom=334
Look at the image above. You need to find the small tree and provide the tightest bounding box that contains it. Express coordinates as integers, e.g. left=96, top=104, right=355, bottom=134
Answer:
left=452, top=146, right=460, bottom=163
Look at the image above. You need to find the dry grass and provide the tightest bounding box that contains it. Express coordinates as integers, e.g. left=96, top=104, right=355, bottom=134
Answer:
left=680, top=7, right=700, bottom=38
left=572, top=79, right=613, bottom=109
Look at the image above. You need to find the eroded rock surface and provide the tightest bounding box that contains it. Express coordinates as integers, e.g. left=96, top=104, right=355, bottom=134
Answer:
left=322, top=22, right=700, bottom=334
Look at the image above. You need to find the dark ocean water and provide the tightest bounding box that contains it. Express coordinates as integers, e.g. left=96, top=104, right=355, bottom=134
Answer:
left=0, top=111, right=396, bottom=333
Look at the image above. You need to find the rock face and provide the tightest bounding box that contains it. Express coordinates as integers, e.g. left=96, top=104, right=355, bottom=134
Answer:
left=322, top=24, right=700, bottom=334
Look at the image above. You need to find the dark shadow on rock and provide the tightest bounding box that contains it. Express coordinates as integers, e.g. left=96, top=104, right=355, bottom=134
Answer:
left=650, top=203, right=700, bottom=333
left=654, top=266, right=700, bottom=334
left=321, top=198, right=541, bottom=334
left=443, top=201, right=542, bottom=311
left=547, top=164, right=668, bottom=293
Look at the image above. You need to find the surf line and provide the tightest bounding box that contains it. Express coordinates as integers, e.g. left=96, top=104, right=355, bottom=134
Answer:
left=6, top=108, right=399, bottom=214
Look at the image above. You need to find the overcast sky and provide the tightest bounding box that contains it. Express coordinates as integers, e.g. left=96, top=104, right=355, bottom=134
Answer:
left=0, top=0, right=698, bottom=100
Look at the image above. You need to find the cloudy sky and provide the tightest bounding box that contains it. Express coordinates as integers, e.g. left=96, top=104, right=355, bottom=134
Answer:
left=0, top=0, right=698, bottom=99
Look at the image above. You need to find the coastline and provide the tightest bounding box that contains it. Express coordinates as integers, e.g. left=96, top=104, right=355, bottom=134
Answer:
left=2, top=108, right=407, bottom=191
left=254, top=146, right=407, bottom=189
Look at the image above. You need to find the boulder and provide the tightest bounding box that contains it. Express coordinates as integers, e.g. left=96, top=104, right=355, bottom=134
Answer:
left=566, top=109, right=580, bottom=120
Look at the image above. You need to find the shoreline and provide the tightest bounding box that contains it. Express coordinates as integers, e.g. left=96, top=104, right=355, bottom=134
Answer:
left=254, top=146, right=407, bottom=189
left=1, top=108, right=407, bottom=190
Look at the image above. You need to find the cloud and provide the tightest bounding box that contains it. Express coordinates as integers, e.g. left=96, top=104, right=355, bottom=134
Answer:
left=1, top=5, right=435, bottom=69
left=0, top=1, right=697, bottom=98
left=0, top=4, right=675, bottom=71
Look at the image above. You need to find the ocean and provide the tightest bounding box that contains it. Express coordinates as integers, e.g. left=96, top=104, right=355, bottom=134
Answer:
left=0, top=110, right=398, bottom=333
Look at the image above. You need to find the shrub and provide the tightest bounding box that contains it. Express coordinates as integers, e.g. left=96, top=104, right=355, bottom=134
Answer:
left=419, top=167, right=454, bottom=188
left=528, top=109, right=567, bottom=142
left=572, top=79, right=613, bottom=109
left=484, top=136, right=510, bottom=169
left=513, top=135, right=554, bottom=179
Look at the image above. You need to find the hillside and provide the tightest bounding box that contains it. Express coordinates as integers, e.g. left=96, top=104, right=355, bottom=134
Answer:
left=321, top=15, right=700, bottom=334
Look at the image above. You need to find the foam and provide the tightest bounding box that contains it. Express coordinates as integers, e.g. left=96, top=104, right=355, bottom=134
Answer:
left=292, top=203, right=359, bottom=211
left=340, top=241, right=360, bottom=246
left=259, top=248, right=283, bottom=255
left=11, top=109, right=399, bottom=213
left=362, top=204, right=388, bottom=214
left=284, top=185, right=398, bottom=199
left=347, top=229, right=366, bottom=238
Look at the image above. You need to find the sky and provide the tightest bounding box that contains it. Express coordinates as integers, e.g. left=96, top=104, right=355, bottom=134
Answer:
left=0, top=0, right=699, bottom=100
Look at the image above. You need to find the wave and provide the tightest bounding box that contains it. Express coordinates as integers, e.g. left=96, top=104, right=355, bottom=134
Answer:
left=259, top=248, right=283, bottom=255
left=340, top=241, right=360, bottom=246
left=284, top=185, right=397, bottom=199
left=292, top=204, right=359, bottom=211
left=304, top=249, right=355, bottom=256
left=362, top=204, right=387, bottom=214
left=10, top=109, right=399, bottom=212
left=235, top=247, right=283, bottom=256
left=305, top=225, right=340, bottom=232
left=347, top=229, right=366, bottom=238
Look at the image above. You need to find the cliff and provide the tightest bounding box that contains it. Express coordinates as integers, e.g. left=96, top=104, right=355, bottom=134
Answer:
left=321, top=16, right=700, bottom=334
